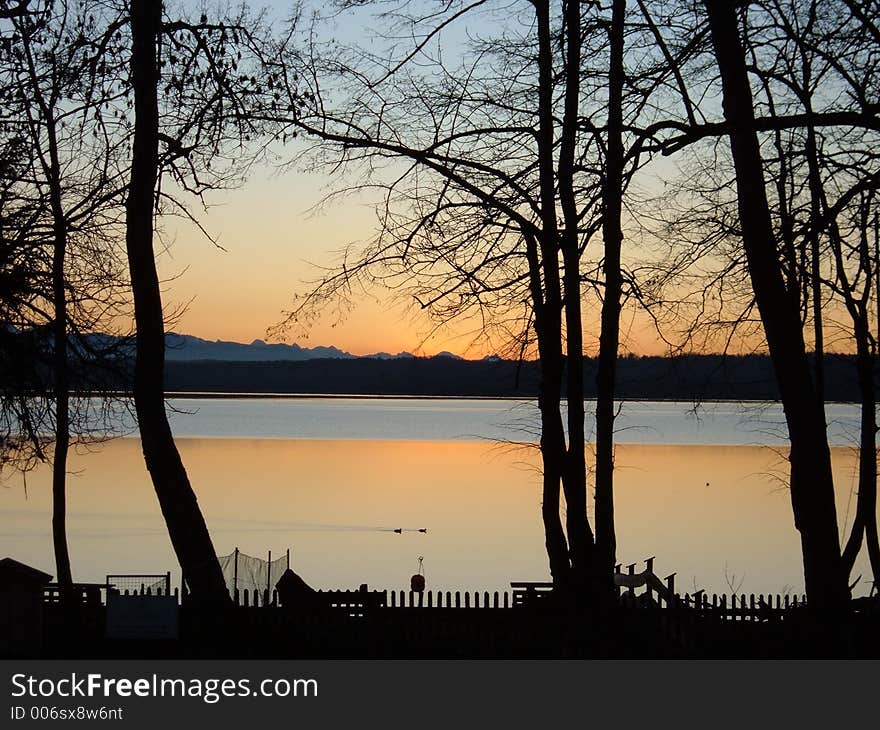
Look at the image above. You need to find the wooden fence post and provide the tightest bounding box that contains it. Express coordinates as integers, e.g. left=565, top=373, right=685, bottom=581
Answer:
left=266, top=550, right=272, bottom=602
left=665, top=574, right=676, bottom=604
left=233, top=547, right=239, bottom=598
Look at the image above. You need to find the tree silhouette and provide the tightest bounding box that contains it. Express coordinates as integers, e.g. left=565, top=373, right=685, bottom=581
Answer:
left=1, top=0, right=132, bottom=593
left=126, top=0, right=280, bottom=604
left=702, top=0, right=849, bottom=613
left=268, top=0, right=690, bottom=602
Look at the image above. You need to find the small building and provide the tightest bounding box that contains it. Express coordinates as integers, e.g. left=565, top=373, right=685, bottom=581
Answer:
left=0, top=558, right=52, bottom=657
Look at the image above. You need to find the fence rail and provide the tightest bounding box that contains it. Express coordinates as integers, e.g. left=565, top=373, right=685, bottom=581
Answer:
left=29, top=558, right=880, bottom=658
left=46, top=583, right=812, bottom=622
left=38, top=557, right=827, bottom=629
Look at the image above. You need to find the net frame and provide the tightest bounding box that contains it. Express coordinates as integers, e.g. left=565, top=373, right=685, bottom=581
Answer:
left=106, top=573, right=171, bottom=596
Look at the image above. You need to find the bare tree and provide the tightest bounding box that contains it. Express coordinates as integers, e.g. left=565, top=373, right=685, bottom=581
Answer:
left=627, top=0, right=879, bottom=608
left=269, top=0, right=690, bottom=602
left=2, top=0, right=132, bottom=592
left=266, top=0, right=877, bottom=613
left=701, top=0, right=849, bottom=612
left=593, top=0, right=625, bottom=574
left=126, top=0, right=280, bottom=604
left=267, top=0, right=613, bottom=594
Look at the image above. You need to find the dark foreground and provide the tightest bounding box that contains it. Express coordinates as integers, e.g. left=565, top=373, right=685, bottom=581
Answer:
left=15, top=590, right=880, bottom=659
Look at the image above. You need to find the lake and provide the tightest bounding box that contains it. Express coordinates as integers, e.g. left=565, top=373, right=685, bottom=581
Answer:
left=0, top=398, right=873, bottom=596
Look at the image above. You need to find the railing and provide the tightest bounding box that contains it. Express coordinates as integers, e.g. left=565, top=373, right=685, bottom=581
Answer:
left=43, top=583, right=107, bottom=605
left=40, top=557, right=822, bottom=628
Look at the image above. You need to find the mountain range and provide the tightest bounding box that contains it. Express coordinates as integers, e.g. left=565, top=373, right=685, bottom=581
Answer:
left=164, top=332, right=469, bottom=362
left=3, top=327, right=865, bottom=400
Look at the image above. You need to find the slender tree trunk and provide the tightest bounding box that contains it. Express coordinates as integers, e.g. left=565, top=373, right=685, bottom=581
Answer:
left=540, top=356, right=573, bottom=586
left=20, top=14, right=74, bottom=595
left=594, top=0, right=625, bottom=576
left=837, top=207, right=880, bottom=587
left=804, top=117, right=826, bottom=419
left=870, top=214, right=880, bottom=588
left=49, top=152, right=72, bottom=594
left=526, top=231, right=571, bottom=583
left=558, top=0, right=600, bottom=593
left=127, top=0, right=229, bottom=605
left=841, top=314, right=879, bottom=587
left=533, top=0, right=572, bottom=588
left=703, top=0, right=848, bottom=613
left=805, top=119, right=877, bottom=591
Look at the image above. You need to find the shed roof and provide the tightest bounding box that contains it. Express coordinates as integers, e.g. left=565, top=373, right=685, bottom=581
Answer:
left=0, top=558, right=53, bottom=585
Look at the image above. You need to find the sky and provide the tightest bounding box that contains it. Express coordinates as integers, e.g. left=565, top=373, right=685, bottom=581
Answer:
left=156, top=166, right=418, bottom=355
left=153, top=1, right=676, bottom=358
left=157, top=180, right=667, bottom=358
left=154, top=2, right=500, bottom=356
left=154, top=0, right=812, bottom=360
left=155, top=162, right=671, bottom=358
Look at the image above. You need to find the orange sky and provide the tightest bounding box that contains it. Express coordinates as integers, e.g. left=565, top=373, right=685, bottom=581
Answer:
left=157, top=169, right=426, bottom=355
left=156, top=166, right=672, bottom=358
left=156, top=164, right=847, bottom=359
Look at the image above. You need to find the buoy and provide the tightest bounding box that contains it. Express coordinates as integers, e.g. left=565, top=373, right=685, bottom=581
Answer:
left=411, top=556, right=426, bottom=593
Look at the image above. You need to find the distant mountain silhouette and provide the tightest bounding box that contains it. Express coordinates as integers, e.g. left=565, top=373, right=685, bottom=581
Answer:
left=161, top=333, right=422, bottom=362
left=2, top=328, right=868, bottom=400
left=356, top=351, right=416, bottom=360
left=164, top=333, right=355, bottom=361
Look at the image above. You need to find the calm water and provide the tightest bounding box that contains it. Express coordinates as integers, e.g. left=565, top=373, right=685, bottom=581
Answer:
left=138, top=397, right=863, bottom=445
left=0, top=399, right=874, bottom=596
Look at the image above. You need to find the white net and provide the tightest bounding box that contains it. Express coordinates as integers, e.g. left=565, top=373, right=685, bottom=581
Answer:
left=218, top=550, right=288, bottom=597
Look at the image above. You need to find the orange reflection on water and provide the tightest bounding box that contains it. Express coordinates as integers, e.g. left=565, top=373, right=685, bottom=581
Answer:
left=0, top=438, right=870, bottom=595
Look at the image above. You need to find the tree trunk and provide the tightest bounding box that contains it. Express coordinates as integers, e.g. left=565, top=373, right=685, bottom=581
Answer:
left=703, top=0, right=848, bottom=613
left=127, top=0, right=229, bottom=605
left=803, top=115, right=826, bottom=419
left=841, top=313, right=879, bottom=587
left=594, top=0, right=625, bottom=577
left=540, top=353, right=573, bottom=586
left=522, top=223, right=570, bottom=583
left=870, top=214, right=880, bottom=588
left=558, top=0, right=601, bottom=592
left=533, top=0, right=573, bottom=587
left=20, top=11, right=74, bottom=596
left=50, top=157, right=72, bottom=594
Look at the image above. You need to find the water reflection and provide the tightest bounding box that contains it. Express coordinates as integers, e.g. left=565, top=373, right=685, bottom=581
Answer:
left=0, top=438, right=871, bottom=596
left=51, top=397, right=865, bottom=445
